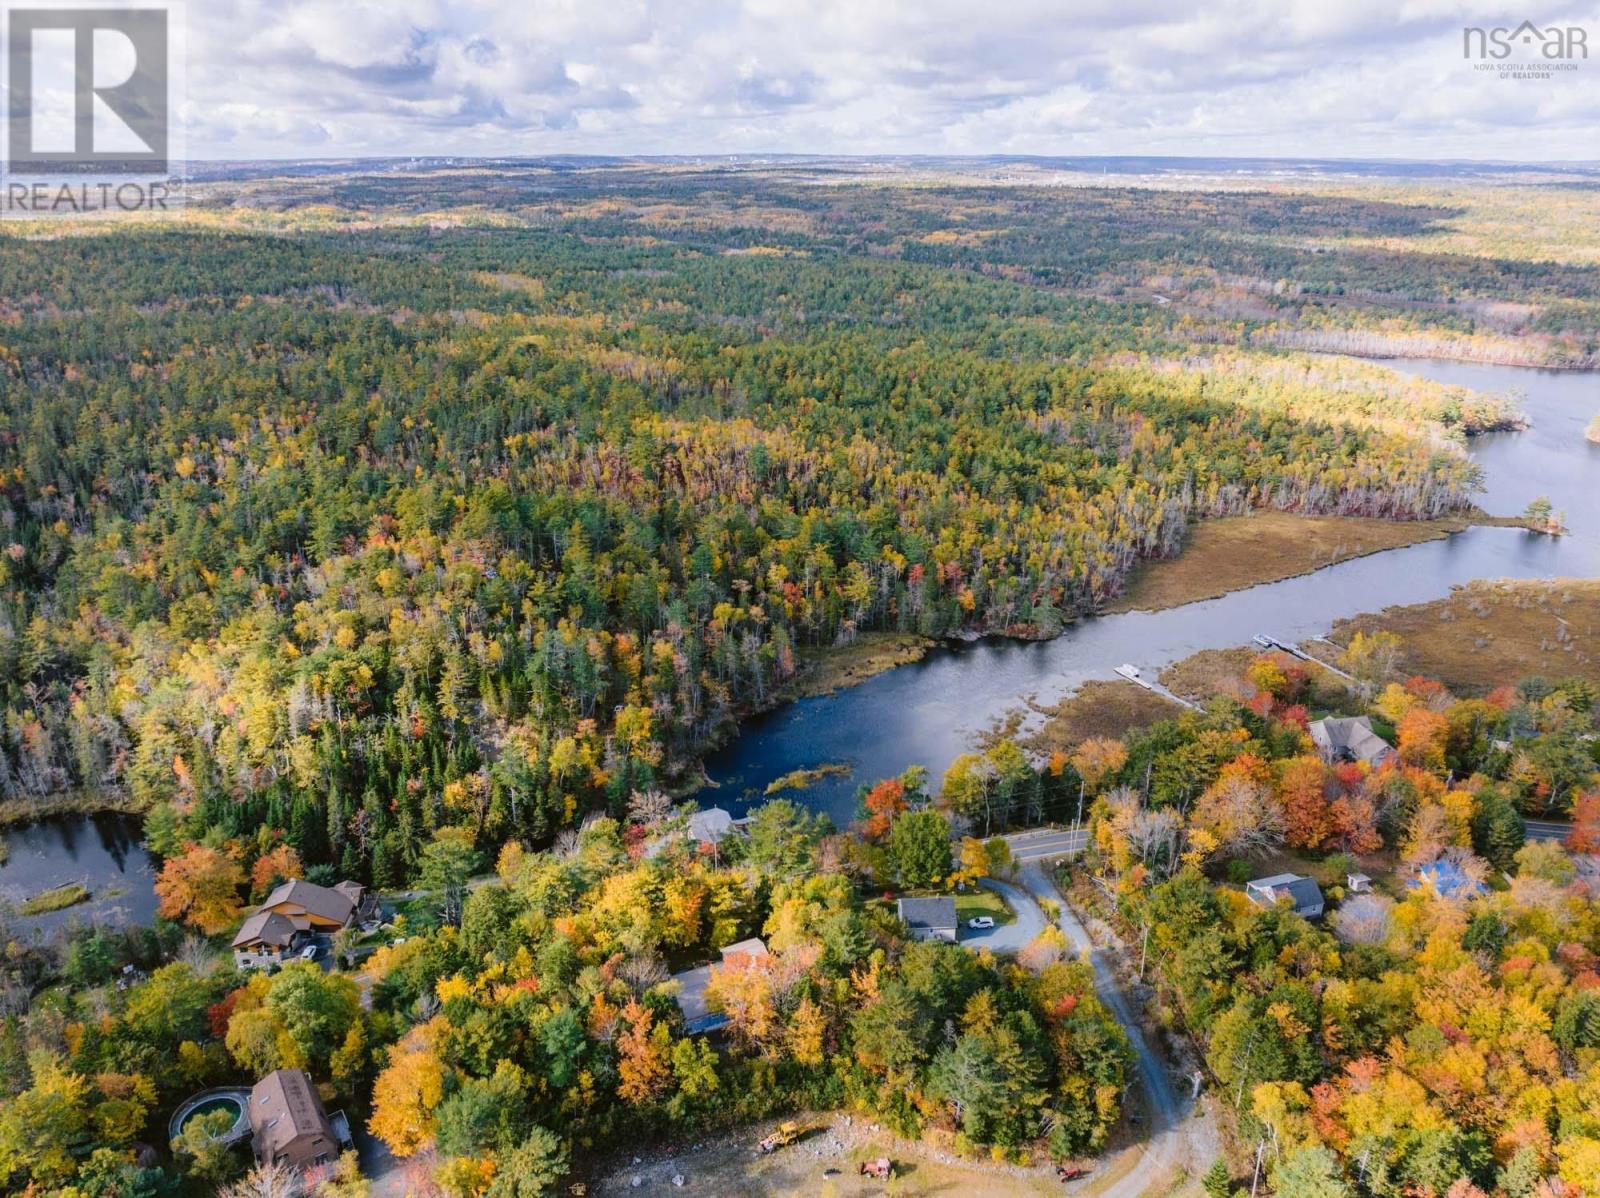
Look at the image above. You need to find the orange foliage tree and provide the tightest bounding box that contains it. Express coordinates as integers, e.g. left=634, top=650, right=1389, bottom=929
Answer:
left=154, top=842, right=246, bottom=934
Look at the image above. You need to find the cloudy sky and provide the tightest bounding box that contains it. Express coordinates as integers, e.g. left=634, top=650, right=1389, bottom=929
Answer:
left=179, top=0, right=1600, bottom=161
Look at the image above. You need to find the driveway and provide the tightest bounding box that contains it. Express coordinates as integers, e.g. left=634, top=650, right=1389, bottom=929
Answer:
left=1019, top=862, right=1208, bottom=1198
left=961, top=877, right=1046, bottom=951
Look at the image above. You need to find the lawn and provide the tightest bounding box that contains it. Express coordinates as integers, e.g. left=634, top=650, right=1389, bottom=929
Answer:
left=955, top=889, right=1016, bottom=927
left=868, top=887, right=1017, bottom=928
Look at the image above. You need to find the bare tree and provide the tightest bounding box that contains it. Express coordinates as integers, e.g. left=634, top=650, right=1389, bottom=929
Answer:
left=626, top=788, right=673, bottom=827
left=220, top=1162, right=305, bottom=1198
left=1332, top=894, right=1394, bottom=945
left=176, top=933, right=224, bottom=976
left=618, top=953, right=669, bottom=995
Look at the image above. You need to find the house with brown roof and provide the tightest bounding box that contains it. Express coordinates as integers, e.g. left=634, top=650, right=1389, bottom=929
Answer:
left=232, top=878, right=378, bottom=969
left=248, top=1069, right=352, bottom=1172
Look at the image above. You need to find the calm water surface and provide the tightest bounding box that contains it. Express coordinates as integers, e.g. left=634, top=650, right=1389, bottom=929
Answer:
left=2, top=358, right=1596, bottom=908
left=700, top=359, right=1600, bottom=825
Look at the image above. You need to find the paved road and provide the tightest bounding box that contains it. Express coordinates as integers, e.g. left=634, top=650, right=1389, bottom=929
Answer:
left=962, top=877, right=1046, bottom=952
left=1525, top=819, right=1572, bottom=843
left=1018, top=862, right=1199, bottom=1198
left=1004, top=826, right=1090, bottom=861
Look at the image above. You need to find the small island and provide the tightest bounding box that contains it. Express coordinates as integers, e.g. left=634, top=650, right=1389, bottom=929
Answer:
left=18, top=882, right=91, bottom=917
left=1588, top=412, right=1600, bottom=444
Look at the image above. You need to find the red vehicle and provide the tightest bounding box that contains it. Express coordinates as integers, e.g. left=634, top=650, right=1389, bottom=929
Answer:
left=1056, top=1165, right=1089, bottom=1182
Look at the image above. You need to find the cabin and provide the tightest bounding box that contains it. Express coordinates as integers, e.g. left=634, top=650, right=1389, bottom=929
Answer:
left=1245, top=873, right=1325, bottom=920
left=897, top=896, right=959, bottom=942
left=671, top=938, right=772, bottom=1034
left=1310, top=716, right=1396, bottom=768
left=248, top=1069, right=352, bottom=1173
left=231, top=879, right=377, bottom=969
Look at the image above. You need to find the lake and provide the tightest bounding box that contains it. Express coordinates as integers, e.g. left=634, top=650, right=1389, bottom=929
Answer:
left=0, top=813, right=158, bottom=933
left=698, top=359, right=1600, bottom=826
left=2, top=356, right=1596, bottom=911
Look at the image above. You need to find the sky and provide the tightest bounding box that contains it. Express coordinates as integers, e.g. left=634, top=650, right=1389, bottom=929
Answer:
left=177, top=0, right=1600, bottom=162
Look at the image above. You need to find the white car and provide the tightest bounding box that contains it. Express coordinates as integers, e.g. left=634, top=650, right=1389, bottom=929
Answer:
left=967, top=916, right=996, bottom=930
left=299, top=943, right=320, bottom=960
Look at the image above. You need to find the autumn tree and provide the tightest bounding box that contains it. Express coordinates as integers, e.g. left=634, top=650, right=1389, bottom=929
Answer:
left=155, top=842, right=246, bottom=934
left=370, top=1020, right=447, bottom=1157
left=1340, top=630, right=1403, bottom=702
left=615, top=1001, right=671, bottom=1105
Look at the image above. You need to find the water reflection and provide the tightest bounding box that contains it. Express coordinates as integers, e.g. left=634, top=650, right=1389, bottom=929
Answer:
left=701, top=359, right=1600, bottom=826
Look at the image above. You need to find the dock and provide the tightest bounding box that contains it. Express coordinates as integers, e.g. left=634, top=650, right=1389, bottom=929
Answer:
left=1113, top=663, right=1199, bottom=710
left=1254, top=635, right=1354, bottom=681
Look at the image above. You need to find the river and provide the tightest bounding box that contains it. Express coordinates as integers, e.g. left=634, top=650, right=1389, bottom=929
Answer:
left=699, top=359, right=1600, bottom=826
left=1, top=357, right=1596, bottom=919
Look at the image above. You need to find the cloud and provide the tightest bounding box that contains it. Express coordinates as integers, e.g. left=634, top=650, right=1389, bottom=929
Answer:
left=181, top=0, right=1600, bottom=160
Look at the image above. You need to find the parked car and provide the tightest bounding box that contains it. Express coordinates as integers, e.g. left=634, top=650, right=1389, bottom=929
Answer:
left=299, top=943, right=320, bottom=961
left=967, top=916, right=996, bottom=930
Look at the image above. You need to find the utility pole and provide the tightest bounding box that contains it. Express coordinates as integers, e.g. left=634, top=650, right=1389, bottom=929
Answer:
left=1074, top=780, right=1085, bottom=833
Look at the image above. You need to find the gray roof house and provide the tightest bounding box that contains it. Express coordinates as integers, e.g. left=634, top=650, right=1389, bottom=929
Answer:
left=1310, top=716, right=1396, bottom=767
left=1245, top=873, right=1326, bottom=920
left=687, top=806, right=738, bottom=846
left=671, top=937, right=771, bottom=1035
left=897, top=896, right=959, bottom=942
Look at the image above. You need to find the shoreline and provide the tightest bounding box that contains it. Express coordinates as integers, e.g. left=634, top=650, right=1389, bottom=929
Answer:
left=0, top=790, right=145, bottom=832
left=1103, top=509, right=1540, bottom=616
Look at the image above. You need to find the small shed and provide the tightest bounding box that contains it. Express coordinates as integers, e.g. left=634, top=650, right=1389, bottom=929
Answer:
left=897, top=896, right=959, bottom=942
left=1346, top=873, right=1372, bottom=894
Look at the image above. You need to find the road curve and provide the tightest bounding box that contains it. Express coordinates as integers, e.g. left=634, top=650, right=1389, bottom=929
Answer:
left=1018, top=862, right=1197, bottom=1198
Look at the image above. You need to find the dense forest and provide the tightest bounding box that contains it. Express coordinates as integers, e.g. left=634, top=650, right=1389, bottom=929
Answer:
left=1, top=165, right=1551, bottom=892
left=1076, top=646, right=1600, bottom=1198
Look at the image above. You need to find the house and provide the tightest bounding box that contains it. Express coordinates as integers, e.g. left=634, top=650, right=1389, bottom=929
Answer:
left=231, top=912, right=305, bottom=971
left=232, top=878, right=377, bottom=969
left=671, top=938, right=772, bottom=1034
left=1409, top=860, right=1487, bottom=900
left=1244, top=873, right=1326, bottom=920
left=648, top=806, right=748, bottom=859
left=687, top=806, right=739, bottom=848
left=897, top=896, right=959, bottom=942
left=1310, top=716, right=1396, bottom=767
left=248, top=1069, right=352, bottom=1173
left=1347, top=873, right=1373, bottom=894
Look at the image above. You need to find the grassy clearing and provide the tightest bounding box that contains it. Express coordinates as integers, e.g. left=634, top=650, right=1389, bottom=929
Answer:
left=19, top=883, right=91, bottom=916
left=956, top=889, right=1016, bottom=927
left=1106, top=512, right=1480, bottom=614
left=1029, top=680, right=1183, bottom=753
left=1157, top=648, right=1260, bottom=703
left=1328, top=578, right=1600, bottom=693
left=789, top=632, right=933, bottom=699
